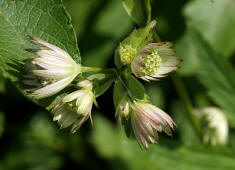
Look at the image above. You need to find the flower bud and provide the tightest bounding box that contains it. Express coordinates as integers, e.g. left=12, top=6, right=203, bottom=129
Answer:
left=196, top=107, right=228, bottom=146
left=115, top=97, right=131, bottom=118
left=51, top=80, right=96, bottom=133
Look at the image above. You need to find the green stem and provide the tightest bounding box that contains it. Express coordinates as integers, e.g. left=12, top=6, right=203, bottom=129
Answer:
left=172, top=73, right=202, bottom=139
left=114, top=69, right=135, bottom=102
left=81, top=66, right=103, bottom=73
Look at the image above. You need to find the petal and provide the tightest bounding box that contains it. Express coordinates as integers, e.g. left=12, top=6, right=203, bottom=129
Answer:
left=63, top=90, right=85, bottom=103
left=29, top=74, right=77, bottom=99
left=32, top=69, right=74, bottom=79
left=28, top=36, right=73, bottom=61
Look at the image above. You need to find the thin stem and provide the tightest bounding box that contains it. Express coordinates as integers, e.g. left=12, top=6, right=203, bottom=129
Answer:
left=172, top=73, right=202, bottom=139
left=114, top=69, right=135, bottom=102
left=81, top=66, right=103, bottom=73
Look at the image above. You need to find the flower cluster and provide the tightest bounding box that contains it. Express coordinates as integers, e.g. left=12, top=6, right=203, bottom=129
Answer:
left=23, top=20, right=180, bottom=150
left=24, top=37, right=97, bottom=131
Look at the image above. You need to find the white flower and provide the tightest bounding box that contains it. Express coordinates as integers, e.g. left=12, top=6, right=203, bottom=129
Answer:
left=196, top=107, right=228, bottom=146
left=116, top=97, right=176, bottom=149
left=51, top=80, right=96, bottom=133
left=130, top=101, right=176, bottom=149
left=24, top=37, right=81, bottom=99
left=131, top=42, right=181, bottom=81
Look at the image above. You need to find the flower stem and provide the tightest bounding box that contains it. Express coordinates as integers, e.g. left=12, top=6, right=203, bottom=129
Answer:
left=81, top=66, right=103, bottom=73
left=114, top=69, right=135, bottom=102
left=172, top=73, right=202, bottom=139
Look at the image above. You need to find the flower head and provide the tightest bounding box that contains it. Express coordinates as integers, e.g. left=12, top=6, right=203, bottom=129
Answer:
left=51, top=80, right=96, bottom=133
left=130, top=101, right=176, bottom=149
left=116, top=98, right=176, bottom=149
left=24, top=37, right=81, bottom=99
left=118, top=20, right=181, bottom=81
left=131, top=42, right=181, bottom=81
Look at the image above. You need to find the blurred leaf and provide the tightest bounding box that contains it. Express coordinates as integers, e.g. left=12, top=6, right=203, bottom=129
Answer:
left=63, top=0, right=102, bottom=39
left=184, top=0, right=235, bottom=58
left=172, top=101, right=200, bottom=145
left=81, top=0, right=133, bottom=67
left=91, top=114, right=235, bottom=170
left=122, top=0, right=151, bottom=26
left=0, top=0, right=80, bottom=81
left=0, top=112, right=65, bottom=170
left=190, top=29, right=235, bottom=128
left=0, top=73, right=5, bottom=94
left=174, top=29, right=200, bottom=76
left=146, top=83, right=165, bottom=108
left=0, top=112, right=5, bottom=137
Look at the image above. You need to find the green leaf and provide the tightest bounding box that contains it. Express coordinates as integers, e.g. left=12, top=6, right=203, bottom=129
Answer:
left=0, top=0, right=80, bottom=81
left=113, top=80, right=126, bottom=109
left=184, top=0, right=235, bottom=58
left=190, top=29, right=235, bottom=128
left=123, top=74, right=149, bottom=101
left=122, top=0, right=151, bottom=26
left=87, top=70, right=116, bottom=97
left=90, top=114, right=235, bottom=170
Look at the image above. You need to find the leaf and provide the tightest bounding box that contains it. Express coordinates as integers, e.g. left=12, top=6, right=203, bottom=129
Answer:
left=122, top=0, right=151, bottom=26
left=87, top=70, right=116, bottom=97
left=184, top=0, right=235, bottom=58
left=123, top=74, right=149, bottom=101
left=113, top=81, right=126, bottom=109
left=0, top=0, right=80, bottom=81
left=190, top=29, right=235, bottom=128
left=90, top=114, right=235, bottom=170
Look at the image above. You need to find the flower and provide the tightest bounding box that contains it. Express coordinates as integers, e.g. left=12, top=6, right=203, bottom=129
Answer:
left=116, top=98, right=176, bottom=149
left=118, top=20, right=181, bottom=81
left=24, top=37, right=81, bottom=99
left=196, top=107, right=228, bottom=146
left=131, top=42, right=181, bottom=81
left=51, top=80, right=96, bottom=133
